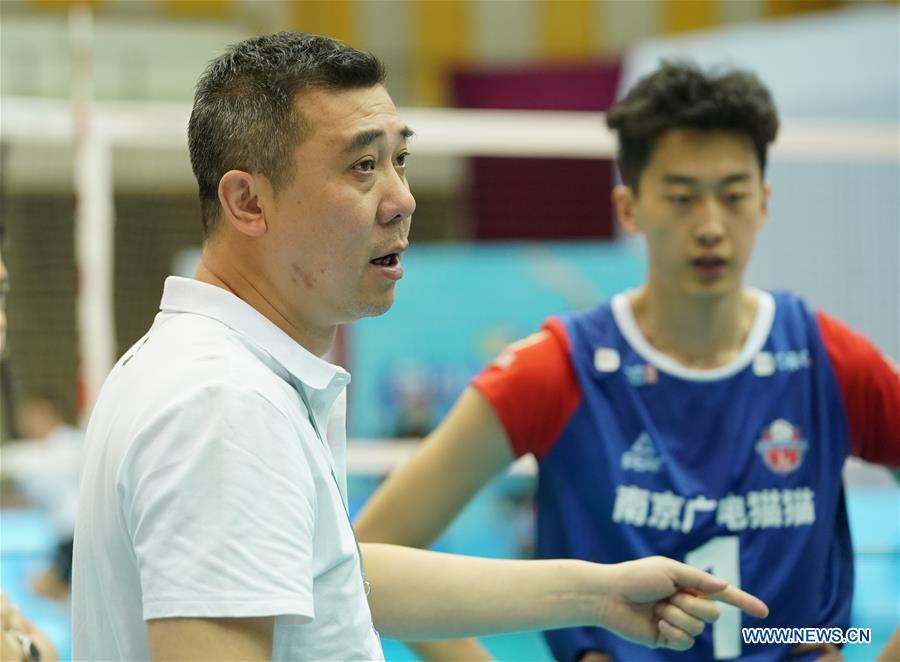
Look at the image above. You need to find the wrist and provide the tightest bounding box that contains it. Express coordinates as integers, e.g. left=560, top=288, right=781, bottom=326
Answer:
left=568, top=560, right=614, bottom=629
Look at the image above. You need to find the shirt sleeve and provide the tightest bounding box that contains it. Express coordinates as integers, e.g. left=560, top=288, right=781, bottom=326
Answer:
left=120, top=383, right=317, bottom=621
left=471, top=317, right=582, bottom=460
left=816, top=311, right=900, bottom=465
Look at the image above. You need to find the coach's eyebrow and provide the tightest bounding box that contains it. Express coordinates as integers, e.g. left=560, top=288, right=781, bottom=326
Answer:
left=343, top=126, right=415, bottom=154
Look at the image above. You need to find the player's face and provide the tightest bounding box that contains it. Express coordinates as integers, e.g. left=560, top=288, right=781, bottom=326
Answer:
left=262, top=84, right=415, bottom=328
left=615, top=129, right=769, bottom=298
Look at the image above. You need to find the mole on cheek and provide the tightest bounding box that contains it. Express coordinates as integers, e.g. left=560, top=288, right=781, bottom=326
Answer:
left=292, top=263, right=316, bottom=288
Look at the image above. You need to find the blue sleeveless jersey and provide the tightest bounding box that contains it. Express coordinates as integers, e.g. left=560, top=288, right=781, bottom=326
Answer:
left=536, top=291, right=852, bottom=661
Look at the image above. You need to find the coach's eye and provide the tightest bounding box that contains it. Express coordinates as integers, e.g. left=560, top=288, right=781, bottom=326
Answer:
left=354, top=158, right=376, bottom=173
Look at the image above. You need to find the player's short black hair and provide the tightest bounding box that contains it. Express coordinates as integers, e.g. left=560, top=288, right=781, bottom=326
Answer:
left=188, top=32, right=386, bottom=238
left=606, top=61, right=779, bottom=192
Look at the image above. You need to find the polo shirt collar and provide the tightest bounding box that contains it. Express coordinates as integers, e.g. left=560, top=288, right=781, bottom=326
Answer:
left=159, top=276, right=350, bottom=394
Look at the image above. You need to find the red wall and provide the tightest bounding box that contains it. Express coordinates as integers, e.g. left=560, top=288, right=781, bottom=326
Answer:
left=452, top=61, right=622, bottom=240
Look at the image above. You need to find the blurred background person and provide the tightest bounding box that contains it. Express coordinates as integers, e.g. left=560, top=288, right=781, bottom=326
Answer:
left=1, top=229, right=61, bottom=662
left=2, top=591, right=59, bottom=662
left=2, top=391, right=82, bottom=600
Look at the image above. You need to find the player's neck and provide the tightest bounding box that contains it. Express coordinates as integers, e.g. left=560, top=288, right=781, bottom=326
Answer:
left=195, top=248, right=336, bottom=358
left=629, top=284, right=757, bottom=370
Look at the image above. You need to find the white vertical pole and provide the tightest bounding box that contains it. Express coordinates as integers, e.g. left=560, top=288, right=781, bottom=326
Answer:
left=70, top=2, right=116, bottom=419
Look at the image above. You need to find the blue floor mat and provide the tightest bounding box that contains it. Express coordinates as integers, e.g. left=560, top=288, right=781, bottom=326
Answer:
left=2, top=483, right=896, bottom=661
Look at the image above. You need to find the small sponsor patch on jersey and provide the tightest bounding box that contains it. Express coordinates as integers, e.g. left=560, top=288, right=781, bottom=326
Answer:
left=753, top=350, right=811, bottom=376
left=755, top=419, right=809, bottom=475
left=491, top=332, right=547, bottom=370
left=594, top=347, right=620, bottom=373
left=492, top=349, right=516, bottom=370
left=621, top=432, right=663, bottom=473
left=625, top=363, right=659, bottom=386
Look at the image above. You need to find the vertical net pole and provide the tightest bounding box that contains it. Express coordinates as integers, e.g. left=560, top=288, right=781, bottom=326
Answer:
left=70, top=1, right=116, bottom=419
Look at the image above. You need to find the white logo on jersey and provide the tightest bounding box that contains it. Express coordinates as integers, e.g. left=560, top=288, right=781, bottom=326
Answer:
left=753, top=352, right=776, bottom=376
left=490, top=332, right=546, bottom=370
left=621, top=432, right=662, bottom=473
left=594, top=347, right=620, bottom=373
left=753, top=350, right=811, bottom=376
left=611, top=484, right=816, bottom=532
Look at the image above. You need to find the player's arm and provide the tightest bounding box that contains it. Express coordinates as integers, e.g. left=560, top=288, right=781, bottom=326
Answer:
left=362, top=543, right=768, bottom=649
left=876, top=627, right=900, bottom=661
left=355, top=387, right=509, bottom=660
left=816, top=312, right=900, bottom=467
left=355, top=386, right=514, bottom=548
left=399, top=638, right=494, bottom=661
left=356, top=325, right=578, bottom=660
left=356, top=323, right=578, bottom=548
left=147, top=616, right=273, bottom=661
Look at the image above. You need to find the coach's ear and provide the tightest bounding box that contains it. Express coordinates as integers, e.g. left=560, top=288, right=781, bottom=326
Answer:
left=612, top=185, right=641, bottom=236
left=218, top=170, right=268, bottom=238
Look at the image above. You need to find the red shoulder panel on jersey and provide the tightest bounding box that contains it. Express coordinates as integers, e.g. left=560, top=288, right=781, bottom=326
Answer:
left=817, top=311, right=900, bottom=465
left=471, top=317, right=583, bottom=460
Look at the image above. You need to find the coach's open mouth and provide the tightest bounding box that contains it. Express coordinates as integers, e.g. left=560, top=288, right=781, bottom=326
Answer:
left=370, top=253, right=400, bottom=267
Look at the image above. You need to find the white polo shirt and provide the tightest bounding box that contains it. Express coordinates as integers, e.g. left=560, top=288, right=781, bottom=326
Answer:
left=72, top=276, right=383, bottom=661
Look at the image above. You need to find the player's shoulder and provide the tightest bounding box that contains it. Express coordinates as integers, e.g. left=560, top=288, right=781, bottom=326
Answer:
left=764, top=290, right=862, bottom=343
left=759, top=289, right=823, bottom=337
left=553, top=297, right=630, bottom=362
left=766, top=289, right=813, bottom=314
left=555, top=298, right=617, bottom=337
left=557, top=298, right=615, bottom=327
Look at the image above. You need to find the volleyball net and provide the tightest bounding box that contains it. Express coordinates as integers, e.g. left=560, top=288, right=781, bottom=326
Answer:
left=3, top=93, right=897, bottom=435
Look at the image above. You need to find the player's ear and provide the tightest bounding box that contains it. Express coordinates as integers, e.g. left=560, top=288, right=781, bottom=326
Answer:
left=758, top=182, right=771, bottom=230
left=613, top=185, right=642, bottom=236
left=218, top=170, right=268, bottom=238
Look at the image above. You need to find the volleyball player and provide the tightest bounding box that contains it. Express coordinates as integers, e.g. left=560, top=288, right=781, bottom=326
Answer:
left=355, top=62, right=900, bottom=661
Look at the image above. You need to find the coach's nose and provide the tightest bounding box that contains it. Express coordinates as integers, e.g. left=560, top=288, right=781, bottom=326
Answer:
left=379, top=168, right=416, bottom=226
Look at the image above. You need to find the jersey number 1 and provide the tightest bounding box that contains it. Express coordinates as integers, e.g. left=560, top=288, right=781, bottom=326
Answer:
left=685, top=536, right=741, bottom=659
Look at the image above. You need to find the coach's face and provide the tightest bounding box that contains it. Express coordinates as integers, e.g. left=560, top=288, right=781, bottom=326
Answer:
left=263, top=84, right=415, bottom=331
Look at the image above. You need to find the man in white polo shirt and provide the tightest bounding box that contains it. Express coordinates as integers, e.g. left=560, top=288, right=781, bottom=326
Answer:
left=71, top=32, right=768, bottom=661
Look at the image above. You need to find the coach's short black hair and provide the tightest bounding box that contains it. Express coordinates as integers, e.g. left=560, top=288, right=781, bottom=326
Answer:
left=606, top=61, right=779, bottom=192
left=188, top=32, right=386, bottom=237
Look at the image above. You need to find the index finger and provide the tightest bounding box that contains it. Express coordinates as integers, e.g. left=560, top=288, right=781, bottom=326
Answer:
left=668, top=563, right=769, bottom=619
left=708, top=585, right=769, bottom=618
